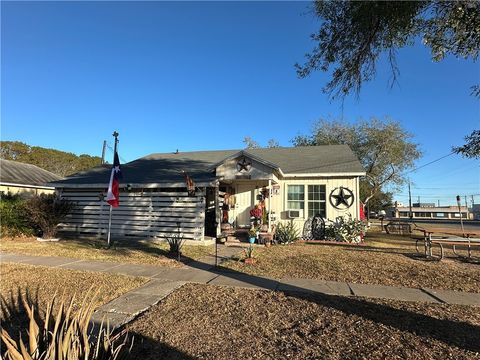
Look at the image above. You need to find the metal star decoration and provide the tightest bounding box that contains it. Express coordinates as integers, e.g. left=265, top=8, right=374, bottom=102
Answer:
left=237, top=157, right=252, bottom=172
left=330, top=187, right=354, bottom=209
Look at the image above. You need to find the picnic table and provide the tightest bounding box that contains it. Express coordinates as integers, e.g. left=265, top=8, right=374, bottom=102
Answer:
left=384, top=221, right=412, bottom=235
left=414, top=228, right=480, bottom=260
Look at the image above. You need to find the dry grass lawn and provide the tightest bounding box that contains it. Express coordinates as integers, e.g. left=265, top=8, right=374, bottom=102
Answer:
left=128, top=284, right=480, bottom=359
left=0, top=262, right=148, bottom=337
left=0, top=236, right=214, bottom=266
left=0, top=262, right=148, bottom=309
left=221, top=232, right=480, bottom=293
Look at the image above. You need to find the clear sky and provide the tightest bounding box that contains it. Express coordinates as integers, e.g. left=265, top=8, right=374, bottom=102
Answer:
left=1, top=1, right=479, bottom=205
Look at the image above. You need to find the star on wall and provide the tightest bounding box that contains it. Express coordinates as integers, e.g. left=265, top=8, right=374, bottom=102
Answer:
left=330, top=187, right=354, bottom=209
left=237, top=157, right=252, bottom=172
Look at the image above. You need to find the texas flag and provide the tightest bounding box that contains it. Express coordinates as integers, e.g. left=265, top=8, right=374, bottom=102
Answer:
left=106, top=151, right=122, bottom=207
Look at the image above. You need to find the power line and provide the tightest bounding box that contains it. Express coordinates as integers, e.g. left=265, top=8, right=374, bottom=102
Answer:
left=403, top=152, right=455, bottom=175
left=106, top=142, right=127, bottom=164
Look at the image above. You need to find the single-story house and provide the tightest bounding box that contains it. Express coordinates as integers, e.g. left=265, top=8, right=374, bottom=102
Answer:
left=0, top=159, right=62, bottom=198
left=50, top=145, right=365, bottom=244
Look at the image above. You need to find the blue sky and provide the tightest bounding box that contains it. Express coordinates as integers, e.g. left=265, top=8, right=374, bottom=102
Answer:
left=1, top=1, right=479, bottom=205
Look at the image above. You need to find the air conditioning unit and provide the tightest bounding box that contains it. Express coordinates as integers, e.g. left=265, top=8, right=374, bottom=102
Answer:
left=287, top=209, right=303, bottom=219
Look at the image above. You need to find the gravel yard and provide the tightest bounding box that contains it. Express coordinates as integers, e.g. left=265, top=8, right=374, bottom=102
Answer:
left=128, top=283, right=480, bottom=359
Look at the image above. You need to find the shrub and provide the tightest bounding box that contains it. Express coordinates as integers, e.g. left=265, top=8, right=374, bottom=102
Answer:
left=326, top=214, right=366, bottom=243
left=23, top=194, right=75, bottom=239
left=165, top=232, right=185, bottom=260
left=0, top=194, right=35, bottom=237
left=275, top=221, right=300, bottom=244
left=0, top=289, right=131, bottom=360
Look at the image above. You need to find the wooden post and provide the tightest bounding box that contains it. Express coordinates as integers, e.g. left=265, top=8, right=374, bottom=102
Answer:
left=268, top=179, right=272, bottom=232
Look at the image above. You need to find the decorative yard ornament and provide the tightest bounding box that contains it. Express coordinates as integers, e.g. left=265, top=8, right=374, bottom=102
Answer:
left=236, top=157, right=252, bottom=172
left=302, top=215, right=326, bottom=240
left=330, top=187, right=354, bottom=209
left=182, top=170, right=196, bottom=196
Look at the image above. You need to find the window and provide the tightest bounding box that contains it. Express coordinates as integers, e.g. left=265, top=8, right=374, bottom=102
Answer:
left=287, top=184, right=327, bottom=218
left=308, top=185, right=326, bottom=218
left=287, top=185, right=304, bottom=210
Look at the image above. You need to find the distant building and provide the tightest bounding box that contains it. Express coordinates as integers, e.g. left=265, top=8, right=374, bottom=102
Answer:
left=0, top=159, right=62, bottom=198
left=412, top=202, right=436, bottom=208
left=471, top=204, right=480, bottom=220
left=389, top=205, right=471, bottom=220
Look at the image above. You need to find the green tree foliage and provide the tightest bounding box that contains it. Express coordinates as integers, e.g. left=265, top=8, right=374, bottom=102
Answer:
left=292, top=117, right=422, bottom=207
left=296, top=1, right=480, bottom=99
left=0, top=141, right=101, bottom=177
left=453, top=129, right=480, bottom=159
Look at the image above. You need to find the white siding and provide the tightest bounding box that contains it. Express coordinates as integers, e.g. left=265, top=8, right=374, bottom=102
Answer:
left=271, top=176, right=360, bottom=230
left=58, top=188, right=206, bottom=241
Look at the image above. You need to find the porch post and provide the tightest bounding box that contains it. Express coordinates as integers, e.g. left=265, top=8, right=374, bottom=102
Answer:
left=268, top=179, right=272, bottom=232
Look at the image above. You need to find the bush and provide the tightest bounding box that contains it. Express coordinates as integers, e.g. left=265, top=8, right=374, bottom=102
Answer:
left=165, top=232, right=185, bottom=259
left=0, top=194, right=35, bottom=236
left=0, top=288, right=131, bottom=360
left=325, top=214, right=366, bottom=243
left=23, top=194, right=75, bottom=239
left=275, top=221, right=300, bottom=244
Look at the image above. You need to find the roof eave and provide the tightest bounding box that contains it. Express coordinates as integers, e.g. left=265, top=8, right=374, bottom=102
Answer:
left=281, top=172, right=366, bottom=178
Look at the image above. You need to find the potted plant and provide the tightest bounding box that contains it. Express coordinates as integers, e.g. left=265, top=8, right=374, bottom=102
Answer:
left=248, top=227, right=257, bottom=244
left=243, top=245, right=256, bottom=265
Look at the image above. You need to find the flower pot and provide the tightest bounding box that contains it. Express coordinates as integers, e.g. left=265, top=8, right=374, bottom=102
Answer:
left=244, top=257, right=256, bottom=265
left=249, top=237, right=256, bottom=244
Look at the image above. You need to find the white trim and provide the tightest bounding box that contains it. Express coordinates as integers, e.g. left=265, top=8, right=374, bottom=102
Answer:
left=282, top=172, right=365, bottom=178
left=0, top=182, right=55, bottom=190
left=209, top=150, right=281, bottom=172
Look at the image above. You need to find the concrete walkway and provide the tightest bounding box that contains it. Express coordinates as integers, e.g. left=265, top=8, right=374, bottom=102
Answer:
left=2, top=248, right=479, bottom=330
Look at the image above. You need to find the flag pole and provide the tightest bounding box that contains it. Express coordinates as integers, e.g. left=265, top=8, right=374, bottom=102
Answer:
left=107, top=131, right=119, bottom=247
left=107, top=205, right=113, bottom=247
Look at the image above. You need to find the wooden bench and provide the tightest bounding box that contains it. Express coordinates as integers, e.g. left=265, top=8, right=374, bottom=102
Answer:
left=415, top=229, right=480, bottom=260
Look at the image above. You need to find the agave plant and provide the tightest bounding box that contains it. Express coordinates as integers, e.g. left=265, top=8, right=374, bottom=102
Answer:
left=244, top=245, right=254, bottom=259
left=0, top=288, right=131, bottom=360
left=275, top=221, right=300, bottom=244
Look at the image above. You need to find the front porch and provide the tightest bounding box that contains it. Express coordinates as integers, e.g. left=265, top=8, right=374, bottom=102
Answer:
left=208, top=152, right=284, bottom=244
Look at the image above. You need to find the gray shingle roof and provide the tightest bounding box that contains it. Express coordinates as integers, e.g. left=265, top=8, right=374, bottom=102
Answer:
left=51, top=145, right=364, bottom=187
left=0, top=159, right=62, bottom=187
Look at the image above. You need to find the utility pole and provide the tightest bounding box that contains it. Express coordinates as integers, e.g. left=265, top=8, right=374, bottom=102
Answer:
left=101, top=140, right=107, bottom=164
left=471, top=195, right=475, bottom=207
left=465, top=195, right=469, bottom=220
left=456, top=195, right=465, bottom=236
left=408, top=181, right=412, bottom=219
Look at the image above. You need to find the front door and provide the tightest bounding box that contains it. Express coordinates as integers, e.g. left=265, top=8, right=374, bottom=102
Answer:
left=235, top=183, right=254, bottom=228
